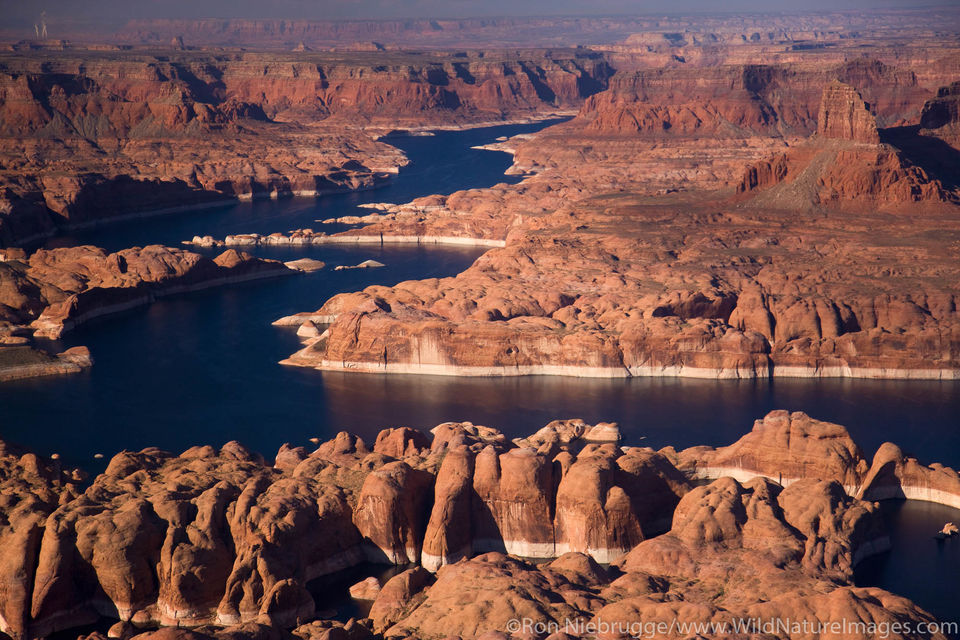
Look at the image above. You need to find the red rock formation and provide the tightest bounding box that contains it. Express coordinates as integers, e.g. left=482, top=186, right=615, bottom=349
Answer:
left=817, top=81, right=881, bottom=143
left=371, top=428, right=430, bottom=459
left=0, top=54, right=403, bottom=247
left=555, top=445, right=650, bottom=561
left=736, top=81, right=951, bottom=206
left=18, top=439, right=376, bottom=637
left=284, top=189, right=960, bottom=379
left=421, top=446, right=475, bottom=571
left=1, top=413, right=959, bottom=639
left=0, top=245, right=291, bottom=341
left=366, top=568, right=433, bottom=634
left=284, top=67, right=960, bottom=382
left=379, top=478, right=931, bottom=639
left=0, top=244, right=290, bottom=379
left=382, top=552, right=602, bottom=639
left=677, top=409, right=960, bottom=512
left=628, top=475, right=884, bottom=580
left=353, top=462, right=433, bottom=563
left=678, top=410, right=869, bottom=490
left=0, top=444, right=81, bottom=640
left=919, top=81, right=960, bottom=131
left=0, top=47, right=610, bottom=248
left=422, top=434, right=689, bottom=571
left=858, top=442, right=960, bottom=509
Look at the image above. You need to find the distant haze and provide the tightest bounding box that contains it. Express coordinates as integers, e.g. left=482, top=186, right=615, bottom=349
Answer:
left=2, top=0, right=957, bottom=27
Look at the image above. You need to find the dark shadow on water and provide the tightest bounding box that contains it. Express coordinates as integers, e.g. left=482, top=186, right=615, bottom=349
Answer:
left=855, top=500, right=960, bottom=635
left=308, top=562, right=412, bottom=622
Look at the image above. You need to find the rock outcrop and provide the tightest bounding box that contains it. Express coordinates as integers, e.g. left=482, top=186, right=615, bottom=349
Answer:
left=919, top=81, right=960, bottom=131
left=421, top=432, right=688, bottom=571
left=0, top=244, right=291, bottom=380
left=0, top=244, right=292, bottom=342
left=282, top=186, right=960, bottom=379
left=0, top=47, right=611, bottom=248
left=0, top=342, right=93, bottom=381
left=282, top=72, right=960, bottom=381
left=380, top=478, right=925, bottom=640
left=678, top=410, right=869, bottom=490
left=18, top=439, right=371, bottom=637
left=817, top=81, right=881, bottom=144
left=0, top=411, right=958, bottom=639
left=858, top=443, right=960, bottom=509
left=736, top=81, right=952, bottom=206
left=677, top=410, right=960, bottom=511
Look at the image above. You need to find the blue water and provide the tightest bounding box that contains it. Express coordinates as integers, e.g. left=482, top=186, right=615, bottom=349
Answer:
left=855, top=501, right=960, bottom=633
left=0, top=120, right=958, bottom=625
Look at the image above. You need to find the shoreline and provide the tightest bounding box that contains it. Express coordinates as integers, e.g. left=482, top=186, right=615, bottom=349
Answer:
left=8, top=182, right=398, bottom=252
left=281, top=356, right=960, bottom=381
left=212, top=232, right=507, bottom=249
left=370, top=112, right=576, bottom=138
left=4, top=115, right=576, bottom=252
left=693, top=465, right=960, bottom=512
left=32, top=268, right=296, bottom=340
left=57, top=181, right=395, bottom=234
left=0, top=359, right=89, bottom=382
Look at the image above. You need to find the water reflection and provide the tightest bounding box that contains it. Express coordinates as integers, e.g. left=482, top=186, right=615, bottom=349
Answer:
left=318, top=371, right=960, bottom=467
left=855, top=500, right=960, bottom=631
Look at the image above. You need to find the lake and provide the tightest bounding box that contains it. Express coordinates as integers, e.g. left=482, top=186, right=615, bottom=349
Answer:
left=1, top=120, right=957, bottom=627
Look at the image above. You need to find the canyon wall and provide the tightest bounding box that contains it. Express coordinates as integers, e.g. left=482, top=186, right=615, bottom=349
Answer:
left=279, top=57, right=960, bottom=380
left=0, top=48, right=611, bottom=248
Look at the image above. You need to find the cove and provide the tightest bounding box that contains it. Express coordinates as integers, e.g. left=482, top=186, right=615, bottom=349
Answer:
left=0, top=121, right=957, bottom=625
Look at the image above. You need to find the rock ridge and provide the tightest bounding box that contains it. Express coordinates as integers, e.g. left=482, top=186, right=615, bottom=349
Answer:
left=0, top=411, right=955, bottom=640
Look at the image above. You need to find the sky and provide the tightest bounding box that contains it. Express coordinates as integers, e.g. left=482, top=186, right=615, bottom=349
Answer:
left=1, top=0, right=957, bottom=26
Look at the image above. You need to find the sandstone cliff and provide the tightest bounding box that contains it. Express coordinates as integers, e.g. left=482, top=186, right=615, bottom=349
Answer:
left=0, top=48, right=611, bottom=248
left=678, top=410, right=960, bottom=510
left=281, top=188, right=960, bottom=379
left=736, top=81, right=953, bottom=207
left=280, top=66, right=960, bottom=380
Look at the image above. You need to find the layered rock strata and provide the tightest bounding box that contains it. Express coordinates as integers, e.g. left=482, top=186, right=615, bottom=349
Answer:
left=280, top=79, right=960, bottom=380
left=737, top=81, right=952, bottom=207
left=0, top=48, right=611, bottom=248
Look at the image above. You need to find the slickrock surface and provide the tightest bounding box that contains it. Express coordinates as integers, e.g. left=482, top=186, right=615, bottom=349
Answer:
left=0, top=413, right=956, bottom=639
left=0, top=244, right=290, bottom=379
left=0, top=343, right=93, bottom=381
left=0, top=441, right=84, bottom=639
left=677, top=410, right=869, bottom=490
left=677, top=410, right=960, bottom=510
left=282, top=70, right=960, bottom=380
left=858, top=443, right=960, bottom=509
